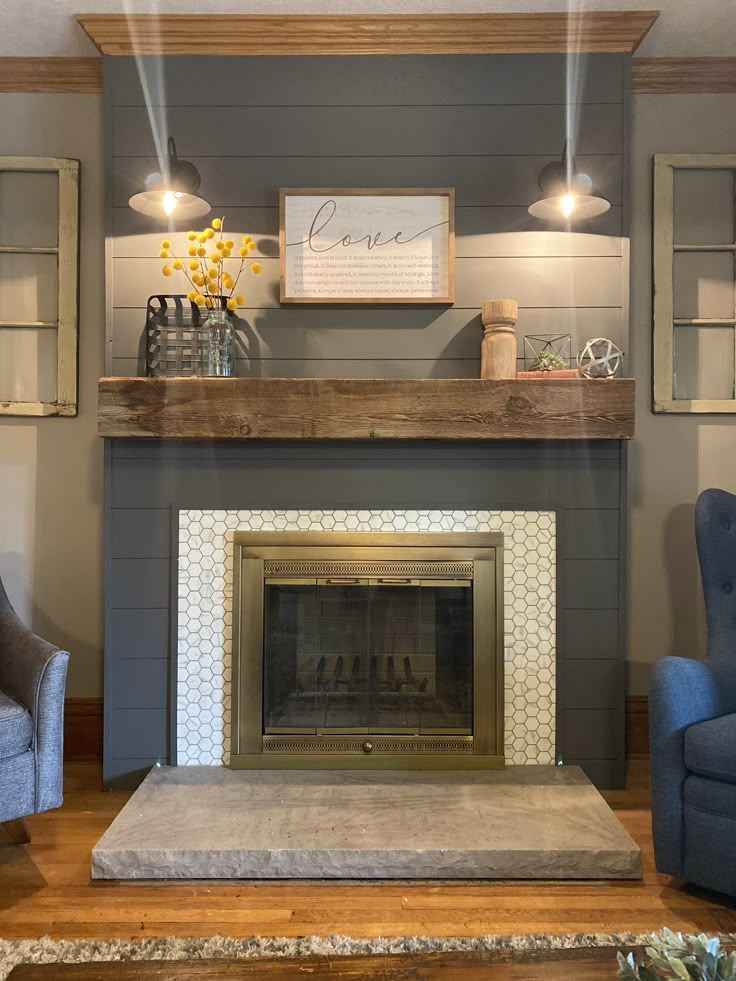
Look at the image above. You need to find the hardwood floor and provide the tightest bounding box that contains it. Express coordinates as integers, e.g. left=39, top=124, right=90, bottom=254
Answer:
left=0, top=760, right=735, bottom=942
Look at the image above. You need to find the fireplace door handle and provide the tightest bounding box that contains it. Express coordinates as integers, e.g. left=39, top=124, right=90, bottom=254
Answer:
left=321, top=577, right=361, bottom=585
left=373, top=577, right=419, bottom=586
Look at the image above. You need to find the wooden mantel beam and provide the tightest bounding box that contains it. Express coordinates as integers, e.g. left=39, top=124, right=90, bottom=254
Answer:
left=98, top=377, right=635, bottom=441
left=77, top=12, right=659, bottom=57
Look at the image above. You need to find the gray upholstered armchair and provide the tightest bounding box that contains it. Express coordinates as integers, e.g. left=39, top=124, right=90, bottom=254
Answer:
left=0, top=576, right=69, bottom=841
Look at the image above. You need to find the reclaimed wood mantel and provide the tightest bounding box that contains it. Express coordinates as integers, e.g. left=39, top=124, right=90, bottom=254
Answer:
left=97, top=377, right=635, bottom=440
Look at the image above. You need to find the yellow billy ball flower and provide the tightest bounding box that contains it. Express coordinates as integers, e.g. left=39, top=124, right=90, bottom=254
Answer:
left=197, top=233, right=207, bottom=243
left=206, top=227, right=215, bottom=239
left=197, top=247, right=206, bottom=257
left=172, top=258, right=183, bottom=270
left=241, top=235, right=251, bottom=245
left=212, top=217, right=222, bottom=230
left=161, top=239, right=171, bottom=249
left=235, top=293, right=245, bottom=305
left=159, top=249, right=169, bottom=258
left=207, top=267, right=218, bottom=279
left=227, top=298, right=238, bottom=311
left=225, top=240, right=234, bottom=250
left=162, top=264, right=173, bottom=276
left=247, top=241, right=256, bottom=252
left=187, top=290, right=198, bottom=302
left=216, top=240, right=225, bottom=251
left=220, top=248, right=230, bottom=258
left=223, top=279, right=234, bottom=291
left=207, top=282, right=219, bottom=294
left=195, top=293, right=206, bottom=305
left=210, top=252, right=221, bottom=264
left=187, top=231, right=197, bottom=241
left=238, top=246, right=248, bottom=257
left=188, top=260, right=199, bottom=271
left=187, top=245, right=198, bottom=256
left=192, top=273, right=204, bottom=286
left=250, top=261, right=262, bottom=274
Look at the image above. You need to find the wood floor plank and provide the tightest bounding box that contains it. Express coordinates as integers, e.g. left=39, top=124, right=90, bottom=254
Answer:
left=4, top=947, right=639, bottom=980
left=1, top=761, right=735, bottom=944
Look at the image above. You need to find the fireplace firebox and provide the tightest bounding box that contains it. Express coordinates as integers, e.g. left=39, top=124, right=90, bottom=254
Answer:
left=231, top=533, right=504, bottom=768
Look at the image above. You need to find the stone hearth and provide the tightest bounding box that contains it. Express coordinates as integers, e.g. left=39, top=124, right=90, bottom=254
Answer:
left=92, top=765, right=641, bottom=880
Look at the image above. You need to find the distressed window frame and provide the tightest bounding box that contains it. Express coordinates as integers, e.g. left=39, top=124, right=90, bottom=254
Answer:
left=0, top=156, right=80, bottom=417
left=653, top=153, right=736, bottom=413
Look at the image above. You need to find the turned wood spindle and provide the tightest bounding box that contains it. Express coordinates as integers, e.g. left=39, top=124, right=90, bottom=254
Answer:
left=480, top=299, right=518, bottom=380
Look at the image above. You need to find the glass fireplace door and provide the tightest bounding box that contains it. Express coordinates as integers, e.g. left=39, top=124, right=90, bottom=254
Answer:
left=263, top=575, right=473, bottom=736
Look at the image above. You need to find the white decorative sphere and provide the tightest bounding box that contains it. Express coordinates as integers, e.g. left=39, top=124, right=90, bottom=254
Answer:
left=576, top=337, right=623, bottom=379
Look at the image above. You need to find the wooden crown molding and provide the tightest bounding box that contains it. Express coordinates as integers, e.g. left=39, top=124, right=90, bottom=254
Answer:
left=632, top=57, right=736, bottom=93
left=76, top=12, right=659, bottom=57
left=0, top=57, right=102, bottom=93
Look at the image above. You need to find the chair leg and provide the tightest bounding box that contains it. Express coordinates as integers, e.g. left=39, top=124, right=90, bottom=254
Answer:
left=2, top=818, right=31, bottom=844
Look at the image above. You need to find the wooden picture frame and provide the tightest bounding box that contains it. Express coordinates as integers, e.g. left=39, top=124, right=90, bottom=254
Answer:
left=279, top=187, right=455, bottom=305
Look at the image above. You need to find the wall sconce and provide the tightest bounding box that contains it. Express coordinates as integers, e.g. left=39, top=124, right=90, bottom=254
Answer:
left=128, top=137, right=211, bottom=220
left=528, top=140, right=610, bottom=222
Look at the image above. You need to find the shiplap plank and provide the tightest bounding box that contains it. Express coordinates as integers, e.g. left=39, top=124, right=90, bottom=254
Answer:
left=112, top=104, right=623, bottom=158
left=110, top=609, right=170, bottom=660
left=110, top=455, right=622, bottom=511
left=114, top=205, right=623, bottom=258
left=111, top=154, right=623, bottom=209
left=107, top=53, right=624, bottom=107
left=112, top=659, right=169, bottom=710
left=112, top=255, right=623, bottom=310
left=111, top=306, right=624, bottom=362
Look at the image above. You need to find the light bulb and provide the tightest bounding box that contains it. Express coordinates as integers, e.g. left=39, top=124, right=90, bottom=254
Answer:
left=561, top=193, right=576, bottom=218
left=162, top=189, right=178, bottom=216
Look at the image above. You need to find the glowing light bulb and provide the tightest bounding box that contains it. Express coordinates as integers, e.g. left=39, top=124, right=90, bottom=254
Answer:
left=561, top=193, right=576, bottom=218
left=162, top=190, right=178, bottom=216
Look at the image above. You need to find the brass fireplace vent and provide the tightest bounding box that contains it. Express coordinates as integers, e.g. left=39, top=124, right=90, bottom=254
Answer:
left=263, top=559, right=474, bottom=579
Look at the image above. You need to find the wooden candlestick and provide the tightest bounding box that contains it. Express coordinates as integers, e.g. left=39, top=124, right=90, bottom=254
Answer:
left=480, top=299, right=518, bottom=380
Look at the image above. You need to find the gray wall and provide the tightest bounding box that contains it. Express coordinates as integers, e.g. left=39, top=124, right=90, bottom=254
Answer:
left=105, top=440, right=628, bottom=790
left=0, top=93, right=105, bottom=697
left=103, top=52, right=632, bottom=788
left=106, top=53, right=627, bottom=379
left=627, top=92, right=736, bottom=694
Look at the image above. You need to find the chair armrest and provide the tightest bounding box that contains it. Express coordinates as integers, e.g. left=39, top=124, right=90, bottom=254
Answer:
left=0, top=584, right=70, bottom=812
left=649, top=656, right=722, bottom=878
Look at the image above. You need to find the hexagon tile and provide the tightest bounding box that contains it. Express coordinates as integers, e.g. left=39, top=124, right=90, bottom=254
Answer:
left=177, top=510, right=555, bottom=767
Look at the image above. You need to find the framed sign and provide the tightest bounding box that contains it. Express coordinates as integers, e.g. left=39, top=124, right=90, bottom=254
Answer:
left=279, top=187, right=454, bottom=305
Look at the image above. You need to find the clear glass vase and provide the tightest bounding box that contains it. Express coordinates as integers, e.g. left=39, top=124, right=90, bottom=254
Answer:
left=201, top=308, right=234, bottom=377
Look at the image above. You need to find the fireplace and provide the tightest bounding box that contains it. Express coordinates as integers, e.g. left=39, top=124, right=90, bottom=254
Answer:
left=230, top=532, right=504, bottom=768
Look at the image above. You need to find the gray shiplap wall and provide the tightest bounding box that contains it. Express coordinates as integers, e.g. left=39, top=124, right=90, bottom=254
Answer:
left=104, top=53, right=631, bottom=790
left=104, top=439, right=628, bottom=790
left=106, top=54, right=627, bottom=377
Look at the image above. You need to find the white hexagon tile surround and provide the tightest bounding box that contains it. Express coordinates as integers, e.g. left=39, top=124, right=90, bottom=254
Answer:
left=177, top=510, right=555, bottom=767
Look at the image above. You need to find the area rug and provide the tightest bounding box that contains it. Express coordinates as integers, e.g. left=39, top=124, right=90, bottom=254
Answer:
left=0, top=931, right=690, bottom=979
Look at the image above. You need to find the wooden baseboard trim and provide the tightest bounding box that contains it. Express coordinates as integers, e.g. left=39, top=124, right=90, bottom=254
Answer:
left=626, top=695, right=649, bottom=757
left=64, top=697, right=103, bottom=762
left=632, top=57, right=736, bottom=94
left=0, top=58, right=102, bottom=93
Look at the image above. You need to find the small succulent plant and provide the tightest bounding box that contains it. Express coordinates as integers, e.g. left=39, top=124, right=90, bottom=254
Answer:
left=530, top=349, right=568, bottom=372
left=618, top=928, right=736, bottom=980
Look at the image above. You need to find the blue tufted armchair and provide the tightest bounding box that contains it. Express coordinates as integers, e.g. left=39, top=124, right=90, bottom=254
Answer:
left=0, top=576, right=69, bottom=841
left=650, top=488, right=736, bottom=896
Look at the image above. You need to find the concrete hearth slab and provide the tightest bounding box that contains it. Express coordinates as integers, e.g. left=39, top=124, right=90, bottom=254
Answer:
left=91, top=765, right=641, bottom=880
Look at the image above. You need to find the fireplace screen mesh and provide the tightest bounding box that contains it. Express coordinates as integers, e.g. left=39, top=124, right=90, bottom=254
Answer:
left=263, top=575, right=473, bottom=735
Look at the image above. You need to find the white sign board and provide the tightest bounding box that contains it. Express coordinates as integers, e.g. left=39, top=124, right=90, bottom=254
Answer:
left=280, top=188, right=454, bottom=305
